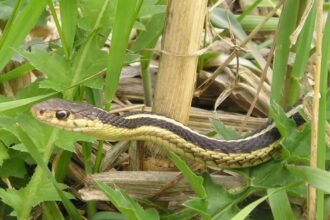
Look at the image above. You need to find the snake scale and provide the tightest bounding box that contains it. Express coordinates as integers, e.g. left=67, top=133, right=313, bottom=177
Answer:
left=31, top=99, right=305, bottom=168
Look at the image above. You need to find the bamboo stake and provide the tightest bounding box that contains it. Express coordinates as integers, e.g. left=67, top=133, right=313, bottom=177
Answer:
left=153, top=0, right=208, bottom=123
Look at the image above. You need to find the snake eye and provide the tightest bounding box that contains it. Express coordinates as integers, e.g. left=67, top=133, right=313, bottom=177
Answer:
left=56, top=110, right=70, bottom=120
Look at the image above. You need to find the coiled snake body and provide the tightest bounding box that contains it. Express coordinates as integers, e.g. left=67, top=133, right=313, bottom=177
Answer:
left=31, top=99, right=305, bottom=168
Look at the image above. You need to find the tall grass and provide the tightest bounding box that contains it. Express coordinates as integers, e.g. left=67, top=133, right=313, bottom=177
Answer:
left=0, top=0, right=328, bottom=219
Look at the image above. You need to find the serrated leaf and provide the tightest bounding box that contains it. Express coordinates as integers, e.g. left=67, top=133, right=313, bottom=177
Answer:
left=183, top=197, right=209, bottom=218
left=249, top=160, right=300, bottom=188
left=55, top=130, right=95, bottom=152
left=0, top=149, right=26, bottom=178
left=78, top=0, right=116, bottom=33
left=203, top=173, right=239, bottom=219
left=16, top=123, right=82, bottom=220
left=209, top=118, right=240, bottom=140
left=269, top=101, right=296, bottom=136
left=161, top=208, right=197, bottom=220
left=0, top=141, right=9, bottom=166
left=20, top=50, right=71, bottom=91
left=269, top=101, right=310, bottom=162
left=16, top=113, right=94, bottom=152
left=169, top=152, right=206, bottom=198
left=94, top=181, right=159, bottom=220
left=0, top=177, right=69, bottom=217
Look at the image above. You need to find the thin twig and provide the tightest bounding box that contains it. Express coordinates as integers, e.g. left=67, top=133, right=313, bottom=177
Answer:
left=194, top=0, right=284, bottom=97
left=238, top=36, right=276, bottom=132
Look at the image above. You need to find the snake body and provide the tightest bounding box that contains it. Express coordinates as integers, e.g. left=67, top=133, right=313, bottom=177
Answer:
left=31, top=99, right=305, bottom=168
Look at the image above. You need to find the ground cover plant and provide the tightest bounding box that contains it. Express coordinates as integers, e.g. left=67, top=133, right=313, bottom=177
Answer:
left=0, top=0, right=329, bottom=219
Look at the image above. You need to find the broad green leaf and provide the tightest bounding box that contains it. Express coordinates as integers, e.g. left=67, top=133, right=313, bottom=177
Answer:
left=203, top=173, right=240, bottom=219
left=269, top=101, right=310, bottom=161
left=209, top=118, right=240, bottom=140
left=131, top=11, right=165, bottom=52
left=21, top=50, right=71, bottom=91
left=55, top=131, right=95, bottom=152
left=17, top=113, right=94, bottom=152
left=269, top=101, right=296, bottom=137
left=90, top=211, right=125, bottom=220
left=0, top=149, right=26, bottom=178
left=169, top=152, right=206, bottom=198
left=161, top=208, right=197, bottom=220
left=183, top=197, right=209, bottom=219
left=71, top=41, right=108, bottom=83
left=0, top=141, right=9, bottom=166
left=268, top=189, right=294, bottom=220
left=16, top=124, right=82, bottom=220
left=94, top=181, right=159, bottom=220
left=78, top=0, right=116, bottom=33
left=249, top=160, right=304, bottom=197
left=0, top=129, right=17, bottom=146
left=0, top=177, right=69, bottom=217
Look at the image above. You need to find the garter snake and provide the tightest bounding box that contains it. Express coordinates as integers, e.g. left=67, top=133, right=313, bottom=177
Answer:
left=31, top=99, right=305, bottom=168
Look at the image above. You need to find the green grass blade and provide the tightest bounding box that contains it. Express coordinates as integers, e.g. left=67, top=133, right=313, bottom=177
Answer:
left=288, top=3, right=316, bottom=105
left=231, top=183, right=300, bottom=220
left=59, top=0, right=78, bottom=56
left=42, top=202, right=65, bottom=220
left=271, top=0, right=298, bottom=103
left=0, top=0, right=24, bottom=50
left=131, top=10, right=165, bottom=106
left=0, top=63, right=34, bottom=83
left=0, top=92, right=57, bottom=112
left=268, top=189, right=294, bottom=220
left=0, top=0, right=48, bottom=71
left=104, top=0, right=142, bottom=110
left=287, top=165, right=330, bottom=193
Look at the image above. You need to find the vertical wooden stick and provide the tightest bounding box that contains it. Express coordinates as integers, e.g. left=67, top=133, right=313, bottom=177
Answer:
left=308, top=0, right=323, bottom=219
left=153, top=0, right=208, bottom=123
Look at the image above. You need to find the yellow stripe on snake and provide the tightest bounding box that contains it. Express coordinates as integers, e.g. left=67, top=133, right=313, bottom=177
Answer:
left=31, top=99, right=305, bottom=168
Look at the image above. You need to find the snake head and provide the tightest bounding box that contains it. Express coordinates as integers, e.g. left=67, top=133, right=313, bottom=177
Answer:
left=31, top=98, right=103, bottom=131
